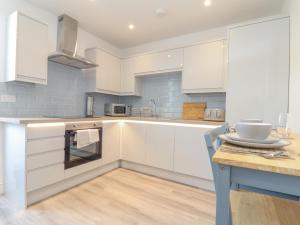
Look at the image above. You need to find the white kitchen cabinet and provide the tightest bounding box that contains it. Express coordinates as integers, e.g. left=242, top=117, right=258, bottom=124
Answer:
left=182, top=40, right=226, bottom=93
left=226, top=17, right=289, bottom=126
left=134, top=48, right=184, bottom=75
left=145, top=124, right=175, bottom=171
left=85, top=48, right=121, bottom=95
left=121, top=122, right=147, bottom=165
left=120, top=58, right=142, bottom=96
left=5, top=11, right=48, bottom=84
left=102, top=122, right=121, bottom=165
left=174, top=126, right=213, bottom=180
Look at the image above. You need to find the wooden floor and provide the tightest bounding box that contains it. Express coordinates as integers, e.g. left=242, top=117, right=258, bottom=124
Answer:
left=0, top=168, right=299, bottom=225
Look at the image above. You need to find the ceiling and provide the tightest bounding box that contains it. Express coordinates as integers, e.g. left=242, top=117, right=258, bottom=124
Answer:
left=27, top=0, right=285, bottom=48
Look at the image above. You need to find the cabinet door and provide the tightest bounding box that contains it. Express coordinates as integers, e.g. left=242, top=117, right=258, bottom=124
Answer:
left=96, top=50, right=121, bottom=93
left=146, top=124, right=175, bottom=171
left=121, top=123, right=147, bottom=164
left=182, top=41, right=225, bottom=93
left=120, top=58, right=135, bottom=94
left=174, top=126, right=213, bottom=180
left=134, top=49, right=183, bottom=75
left=16, top=13, right=48, bottom=84
left=226, top=18, right=289, bottom=126
left=102, top=122, right=121, bottom=165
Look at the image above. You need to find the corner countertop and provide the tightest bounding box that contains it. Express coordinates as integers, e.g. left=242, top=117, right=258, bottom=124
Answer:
left=0, top=116, right=224, bottom=126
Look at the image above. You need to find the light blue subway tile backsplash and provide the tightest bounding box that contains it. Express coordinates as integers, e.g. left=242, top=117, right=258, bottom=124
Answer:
left=121, top=72, right=226, bottom=118
left=0, top=66, right=225, bottom=118
left=0, top=62, right=119, bottom=117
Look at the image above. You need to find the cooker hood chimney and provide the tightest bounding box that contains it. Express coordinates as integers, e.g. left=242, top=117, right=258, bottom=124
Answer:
left=48, top=14, right=98, bottom=69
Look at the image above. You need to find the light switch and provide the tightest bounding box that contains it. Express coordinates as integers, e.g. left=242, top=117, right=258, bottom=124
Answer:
left=0, top=95, right=16, bottom=103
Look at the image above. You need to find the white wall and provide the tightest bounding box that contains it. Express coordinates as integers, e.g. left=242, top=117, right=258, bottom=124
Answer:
left=282, top=0, right=300, bottom=132
left=120, top=27, right=227, bottom=58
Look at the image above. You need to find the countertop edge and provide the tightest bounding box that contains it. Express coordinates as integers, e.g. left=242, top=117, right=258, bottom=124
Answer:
left=0, top=117, right=224, bottom=126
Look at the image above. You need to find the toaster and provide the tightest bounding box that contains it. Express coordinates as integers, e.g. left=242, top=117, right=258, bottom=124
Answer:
left=204, top=108, right=225, bottom=122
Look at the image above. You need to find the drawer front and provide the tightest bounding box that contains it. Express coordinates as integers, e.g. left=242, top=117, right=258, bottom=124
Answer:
left=27, top=123, right=65, bottom=139
left=27, top=164, right=64, bottom=192
left=27, top=137, right=64, bottom=155
left=27, top=150, right=64, bottom=171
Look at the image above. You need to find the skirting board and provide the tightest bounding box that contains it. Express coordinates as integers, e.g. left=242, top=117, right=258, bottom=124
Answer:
left=120, top=160, right=215, bottom=192
left=27, top=161, right=120, bottom=206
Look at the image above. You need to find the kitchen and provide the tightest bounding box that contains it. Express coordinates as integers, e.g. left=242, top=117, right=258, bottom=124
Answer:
left=0, top=0, right=299, bottom=224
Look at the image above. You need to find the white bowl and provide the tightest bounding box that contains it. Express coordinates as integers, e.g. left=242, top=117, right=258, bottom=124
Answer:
left=240, top=119, right=263, bottom=123
left=235, top=122, right=272, bottom=140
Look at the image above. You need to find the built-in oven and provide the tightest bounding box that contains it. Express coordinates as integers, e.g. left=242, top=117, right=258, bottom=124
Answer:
left=64, top=121, right=102, bottom=169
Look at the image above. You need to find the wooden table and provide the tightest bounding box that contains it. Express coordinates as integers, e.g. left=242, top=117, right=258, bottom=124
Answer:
left=213, top=134, right=300, bottom=225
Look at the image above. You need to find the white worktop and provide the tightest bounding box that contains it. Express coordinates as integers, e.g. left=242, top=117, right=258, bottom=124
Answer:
left=0, top=116, right=224, bottom=126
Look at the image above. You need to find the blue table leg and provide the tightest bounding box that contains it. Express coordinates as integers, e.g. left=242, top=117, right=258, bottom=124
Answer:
left=216, top=165, right=232, bottom=225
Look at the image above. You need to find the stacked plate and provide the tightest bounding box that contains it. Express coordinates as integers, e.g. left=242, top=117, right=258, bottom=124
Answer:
left=220, top=133, right=290, bottom=149
left=219, top=120, right=290, bottom=149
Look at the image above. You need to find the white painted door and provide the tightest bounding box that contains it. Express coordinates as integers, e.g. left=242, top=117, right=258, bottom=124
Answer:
left=134, top=48, right=183, bottom=75
left=145, top=124, right=175, bottom=171
left=96, top=50, right=121, bottom=94
left=174, top=126, right=213, bottom=180
left=182, top=40, right=225, bottom=93
left=102, top=122, right=121, bottom=165
left=121, top=122, right=147, bottom=164
left=16, top=13, right=48, bottom=84
left=226, top=18, right=289, bottom=126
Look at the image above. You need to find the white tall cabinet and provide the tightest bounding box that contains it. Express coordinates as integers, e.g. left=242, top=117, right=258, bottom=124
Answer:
left=5, top=11, right=48, bottom=84
left=226, top=17, right=290, bottom=125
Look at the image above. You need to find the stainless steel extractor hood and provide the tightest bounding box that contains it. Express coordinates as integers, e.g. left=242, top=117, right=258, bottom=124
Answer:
left=48, top=14, right=98, bottom=69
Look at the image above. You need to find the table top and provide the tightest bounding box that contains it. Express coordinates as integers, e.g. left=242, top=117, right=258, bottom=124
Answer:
left=213, top=134, right=300, bottom=177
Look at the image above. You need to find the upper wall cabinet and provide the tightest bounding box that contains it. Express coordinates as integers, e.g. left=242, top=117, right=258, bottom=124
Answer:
left=134, top=48, right=184, bottom=75
left=85, top=48, right=121, bottom=95
left=182, top=40, right=226, bottom=93
left=120, top=58, right=141, bottom=96
left=5, top=11, right=48, bottom=85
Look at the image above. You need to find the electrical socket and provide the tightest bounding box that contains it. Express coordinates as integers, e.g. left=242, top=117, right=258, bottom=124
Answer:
left=0, top=95, right=16, bottom=103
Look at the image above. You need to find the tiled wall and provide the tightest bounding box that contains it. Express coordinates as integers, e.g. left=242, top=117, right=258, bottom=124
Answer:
left=0, top=62, right=119, bottom=117
left=0, top=65, right=225, bottom=118
left=121, top=72, right=226, bottom=118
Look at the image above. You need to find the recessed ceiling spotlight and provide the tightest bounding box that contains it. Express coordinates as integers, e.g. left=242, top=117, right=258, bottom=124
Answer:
left=128, top=24, right=135, bottom=30
left=204, top=0, right=212, bottom=7
left=155, top=8, right=167, bottom=17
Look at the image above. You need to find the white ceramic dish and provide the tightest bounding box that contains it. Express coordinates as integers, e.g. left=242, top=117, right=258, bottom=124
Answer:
left=225, top=133, right=280, bottom=144
left=219, top=134, right=290, bottom=149
left=235, top=122, right=272, bottom=140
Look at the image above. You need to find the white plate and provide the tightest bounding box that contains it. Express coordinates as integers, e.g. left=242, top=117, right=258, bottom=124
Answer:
left=225, top=133, right=280, bottom=144
left=219, top=134, right=290, bottom=149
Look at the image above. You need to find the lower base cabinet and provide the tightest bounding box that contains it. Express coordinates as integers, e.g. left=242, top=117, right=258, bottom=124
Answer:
left=146, top=124, right=174, bottom=170
left=121, top=122, right=215, bottom=181
left=174, top=127, right=214, bottom=180
left=102, top=122, right=121, bottom=165
left=121, top=122, right=147, bottom=164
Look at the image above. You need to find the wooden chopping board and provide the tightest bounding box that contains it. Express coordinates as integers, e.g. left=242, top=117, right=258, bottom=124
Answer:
left=182, top=102, right=207, bottom=120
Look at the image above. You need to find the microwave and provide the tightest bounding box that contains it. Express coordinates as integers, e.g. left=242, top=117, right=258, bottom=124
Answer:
left=104, top=103, right=129, bottom=117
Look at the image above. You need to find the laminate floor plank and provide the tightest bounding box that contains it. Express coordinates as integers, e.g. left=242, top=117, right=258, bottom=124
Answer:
left=0, top=168, right=299, bottom=225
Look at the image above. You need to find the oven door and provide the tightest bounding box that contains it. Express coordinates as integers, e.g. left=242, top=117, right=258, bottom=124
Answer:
left=65, top=128, right=102, bottom=169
